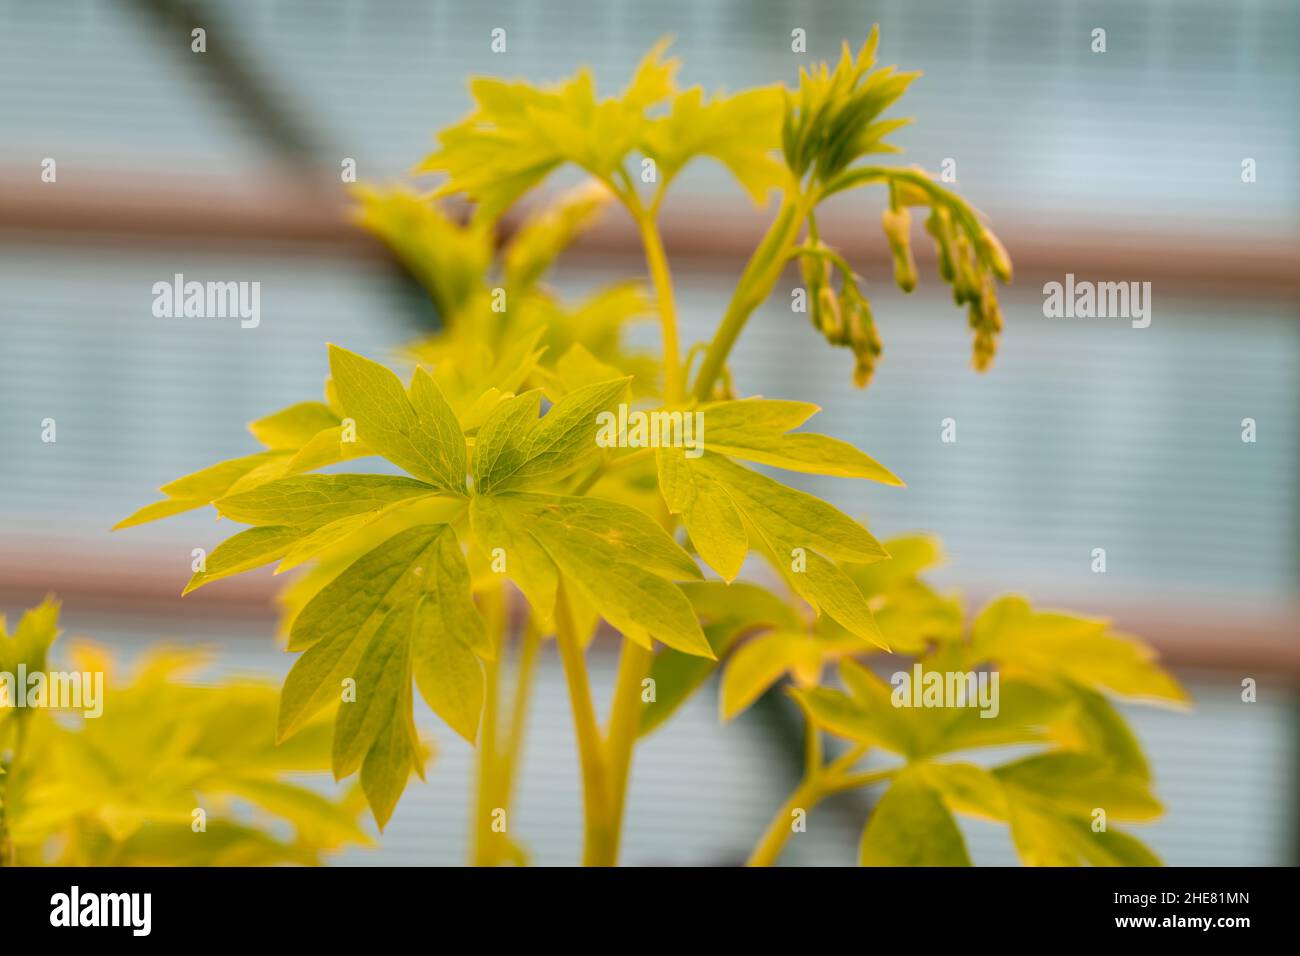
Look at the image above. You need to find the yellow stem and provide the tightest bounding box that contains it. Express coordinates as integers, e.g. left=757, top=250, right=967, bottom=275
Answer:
left=693, top=189, right=811, bottom=401
left=747, top=742, right=882, bottom=867
left=747, top=776, right=824, bottom=867
left=602, top=638, right=653, bottom=862
left=636, top=211, right=684, bottom=405
left=470, top=586, right=505, bottom=866
left=499, top=619, right=541, bottom=811
left=554, top=582, right=615, bottom=865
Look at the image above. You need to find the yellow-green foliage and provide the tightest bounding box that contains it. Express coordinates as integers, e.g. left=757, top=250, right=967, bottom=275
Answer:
left=0, top=600, right=369, bottom=866
left=114, top=28, right=1184, bottom=866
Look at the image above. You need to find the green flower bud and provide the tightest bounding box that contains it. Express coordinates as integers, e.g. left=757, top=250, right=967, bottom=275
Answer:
left=817, top=286, right=844, bottom=341
left=925, top=208, right=955, bottom=283
left=979, top=229, right=1013, bottom=283
left=881, top=207, right=917, bottom=293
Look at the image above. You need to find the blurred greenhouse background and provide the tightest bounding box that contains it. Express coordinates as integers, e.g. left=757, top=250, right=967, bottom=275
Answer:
left=1, top=0, right=1297, bottom=864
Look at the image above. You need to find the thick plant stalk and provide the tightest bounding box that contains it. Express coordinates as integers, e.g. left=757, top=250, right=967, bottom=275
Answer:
left=471, top=585, right=506, bottom=865
left=602, top=638, right=653, bottom=862
left=499, top=620, right=541, bottom=811
left=692, top=190, right=811, bottom=401
left=637, top=213, right=684, bottom=405
left=471, top=608, right=541, bottom=866
left=554, top=583, right=617, bottom=865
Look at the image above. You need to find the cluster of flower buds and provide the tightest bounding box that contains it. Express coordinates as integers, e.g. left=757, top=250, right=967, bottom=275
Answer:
left=799, top=243, right=883, bottom=388
left=918, top=196, right=1012, bottom=372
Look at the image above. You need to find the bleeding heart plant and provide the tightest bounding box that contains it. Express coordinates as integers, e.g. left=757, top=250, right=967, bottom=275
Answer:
left=114, top=27, right=1185, bottom=866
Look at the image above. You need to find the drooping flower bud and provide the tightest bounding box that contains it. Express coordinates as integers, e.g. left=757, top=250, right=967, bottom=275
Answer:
left=979, top=229, right=1013, bottom=283
left=817, top=285, right=845, bottom=341
left=843, top=285, right=882, bottom=387
left=925, top=207, right=955, bottom=283
left=967, top=275, right=1002, bottom=371
left=801, top=252, right=831, bottom=332
left=881, top=206, right=917, bottom=293
left=950, top=232, right=977, bottom=305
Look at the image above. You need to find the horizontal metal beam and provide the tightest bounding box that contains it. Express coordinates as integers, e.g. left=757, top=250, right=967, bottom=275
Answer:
left=1, top=546, right=1296, bottom=677
left=3, top=169, right=1298, bottom=298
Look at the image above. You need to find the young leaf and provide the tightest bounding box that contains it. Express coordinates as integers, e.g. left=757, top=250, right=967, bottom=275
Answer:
left=503, top=180, right=613, bottom=294
left=360, top=678, right=421, bottom=831
left=114, top=451, right=290, bottom=529
left=281, top=525, right=468, bottom=728
left=640, top=581, right=803, bottom=737
left=468, top=494, right=560, bottom=620
left=703, top=398, right=903, bottom=484
left=352, top=186, right=492, bottom=320
left=643, top=87, right=787, bottom=204
left=184, top=526, right=302, bottom=595
left=215, top=474, right=442, bottom=531
left=248, top=402, right=341, bottom=450
left=972, top=596, right=1188, bottom=705
left=328, top=344, right=467, bottom=495
left=492, top=493, right=711, bottom=658
left=657, top=448, right=748, bottom=582
left=859, top=770, right=971, bottom=866
left=994, top=752, right=1162, bottom=822
left=473, top=378, right=629, bottom=493
left=694, top=453, right=888, bottom=563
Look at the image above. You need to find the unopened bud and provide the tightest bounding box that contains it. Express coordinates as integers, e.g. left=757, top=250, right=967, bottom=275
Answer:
left=817, top=286, right=844, bottom=341
left=926, top=208, right=955, bottom=283
left=979, top=229, right=1013, bottom=283
left=881, top=207, right=916, bottom=293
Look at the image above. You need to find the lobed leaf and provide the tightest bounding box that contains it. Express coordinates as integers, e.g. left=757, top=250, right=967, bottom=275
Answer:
left=328, top=344, right=468, bottom=495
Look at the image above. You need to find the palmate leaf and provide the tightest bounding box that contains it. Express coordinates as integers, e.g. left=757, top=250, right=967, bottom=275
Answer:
left=920, top=759, right=1162, bottom=867
left=215, top=474, right=442, bottom=530
left=639, top=581, right=801, bottom=737
left=113, top=370, right=389, bottom=533
left=642, top=527, right=947, bottom=734
left=720, top=630, right=863, bottom=721
left=702, top=398, right=901, bottom=482
left=971, top=596, right=1189, bottom=705
left=113, top=450, right=292, bottom=530
left=470, top=493, right=710, bottom=657
left=352, top=186, right=493, bottom=321
left=180, top=475, right=450, bottom=595
left=7, top=619, right=369, bottom=866
left=280, top=523, right=486, bottom=828
left=328, top=345, right=468, bottom=495
left=642, top=86, right=788, bottom=205
left=247, top=401, right=342, bottom=451
left=472, top=378, right=630, bottom=493
left=651, top=396, right=897, bottom=645
left=788, top=580, right=1180, bottom=867
left=455, top=373, right=713, bottom=659
left=859, top=769, right=971, bottom=866
left=419, top=42, right=677, bottom=221
left=658, top=448, right=890, bottom=646
left=503, top=180, right=614, bottom=295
